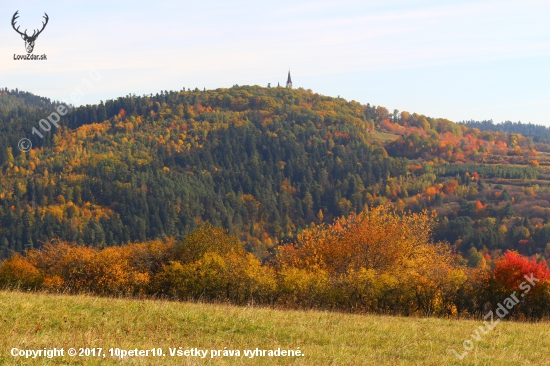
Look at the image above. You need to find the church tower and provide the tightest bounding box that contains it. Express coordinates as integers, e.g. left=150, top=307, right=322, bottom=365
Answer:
left=286, top=70, right=292, bottom=88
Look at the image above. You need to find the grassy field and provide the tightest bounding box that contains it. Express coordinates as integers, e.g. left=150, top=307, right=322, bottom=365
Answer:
left=0, top=291, right=548, bottom=365
left=371, top=131, right=400, bottom=142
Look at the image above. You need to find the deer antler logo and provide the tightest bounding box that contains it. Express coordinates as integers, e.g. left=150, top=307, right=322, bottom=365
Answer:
left=12, top=11, right=49, bottom=54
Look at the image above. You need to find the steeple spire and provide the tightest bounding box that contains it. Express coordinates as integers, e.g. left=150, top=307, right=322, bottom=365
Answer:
left=286, top=70, right=292, bottom=88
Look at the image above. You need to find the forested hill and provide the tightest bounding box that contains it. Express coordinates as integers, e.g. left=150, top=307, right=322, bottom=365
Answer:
left=2, top=86, right=550, bottom=264
left=459, top=120, right=550, bottom=142
left=0, top=86, right=407, bottom=258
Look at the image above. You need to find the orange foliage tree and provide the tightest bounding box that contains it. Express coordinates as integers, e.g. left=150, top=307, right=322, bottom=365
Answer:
left=276, top=206, right=466, bottom=315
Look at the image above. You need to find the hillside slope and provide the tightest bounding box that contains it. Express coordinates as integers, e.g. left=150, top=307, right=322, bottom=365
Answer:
left=1, top=291, right=549, bottom=365
left=2, top=86, right=550, bottom=263
left=0, top=86, right=404, bottom=257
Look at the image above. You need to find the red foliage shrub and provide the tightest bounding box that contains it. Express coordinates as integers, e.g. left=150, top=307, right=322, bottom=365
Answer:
left=493, top=251, right=550, bottom=290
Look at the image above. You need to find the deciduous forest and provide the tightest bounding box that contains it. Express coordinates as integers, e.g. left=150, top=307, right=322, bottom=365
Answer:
left=2, top=85, right=550, bottom=317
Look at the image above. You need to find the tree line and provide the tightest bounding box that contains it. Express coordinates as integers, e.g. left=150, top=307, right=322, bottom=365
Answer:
left=1, top=208, right=549, bottom=320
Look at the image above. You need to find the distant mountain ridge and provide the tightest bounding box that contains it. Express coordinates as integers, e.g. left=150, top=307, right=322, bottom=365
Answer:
left=459, top=120, right=550, bottom=141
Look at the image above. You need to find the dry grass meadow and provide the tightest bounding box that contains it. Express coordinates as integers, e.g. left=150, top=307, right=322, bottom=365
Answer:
left=0, top=291, right=549, bottom=365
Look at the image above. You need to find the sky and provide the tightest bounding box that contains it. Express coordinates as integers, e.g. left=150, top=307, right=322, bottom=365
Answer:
left=0, top=0, right=549, bottom=125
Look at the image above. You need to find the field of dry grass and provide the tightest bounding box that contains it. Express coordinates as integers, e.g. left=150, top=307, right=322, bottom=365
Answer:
left=1, top=291, right=549, bottom=365
left=371, top=131, right=400, bottom=143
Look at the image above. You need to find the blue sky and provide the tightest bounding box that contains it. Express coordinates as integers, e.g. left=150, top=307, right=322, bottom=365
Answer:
left=1, top=0, right=549, bottom=124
